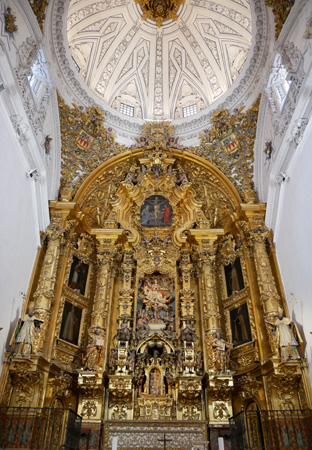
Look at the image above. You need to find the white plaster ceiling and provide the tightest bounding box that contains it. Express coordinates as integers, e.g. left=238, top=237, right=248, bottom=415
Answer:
left=67, top=0, right=252, bottom=120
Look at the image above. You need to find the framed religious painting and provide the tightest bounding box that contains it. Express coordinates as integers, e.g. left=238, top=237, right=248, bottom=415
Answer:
left=68, top=255, right=89, bottom=296
left=59, top=301, right=82, bottom=346
left=229, top=302, right=252, bottom=347
left=224, top=257, right=244, bottom=297
left=140, top=195, right=173, bottom=228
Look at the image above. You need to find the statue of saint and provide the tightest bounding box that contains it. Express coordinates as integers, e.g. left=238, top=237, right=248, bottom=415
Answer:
left=116, top=318, right=131, bottom=342
left=128, top=349, right=136, bottom=372
left=181, top=320, right=197, bottom=343
left=11, top=306, right=43, bottom=357
left=82, top=327, right=104, bottom=370
left=165, top=372, right=174, bottom=395
left=212, top=331, right=231, bottom=372
left=136, top=369, right=146, bottom=395
left=265, top=308, right=302, bottom=361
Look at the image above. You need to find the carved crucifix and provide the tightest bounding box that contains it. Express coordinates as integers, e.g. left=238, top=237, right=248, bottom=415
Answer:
left=158, top=434, right=173, bottom=450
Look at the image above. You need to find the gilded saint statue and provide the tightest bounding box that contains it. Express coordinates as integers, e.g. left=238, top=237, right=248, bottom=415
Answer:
left=212, top=331, right=231, bottom=372
left=82, top=326, right=104, bottom=370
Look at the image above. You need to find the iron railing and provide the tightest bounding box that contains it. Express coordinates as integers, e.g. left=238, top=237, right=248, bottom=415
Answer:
left=0, top=407, right=82, bottom=449
left=229, top=409, right=312, bottom=449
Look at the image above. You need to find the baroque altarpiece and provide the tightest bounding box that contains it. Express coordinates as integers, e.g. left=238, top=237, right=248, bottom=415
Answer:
left=1, top=102, right=311, bottom=450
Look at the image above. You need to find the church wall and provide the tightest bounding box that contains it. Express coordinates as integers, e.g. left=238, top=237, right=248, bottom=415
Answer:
left=253, top=1, right=312, bottom=382
left=0, top=1, right=62, bottom=372
left=0, top=105, right=40, bottom=371
left=273, top=121, right=312, bottom=382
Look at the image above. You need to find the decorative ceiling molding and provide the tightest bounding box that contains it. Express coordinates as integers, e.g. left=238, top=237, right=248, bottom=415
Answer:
left=66, top=0, right=252, bottom=119
left=46, top=0, right=267, bottom=144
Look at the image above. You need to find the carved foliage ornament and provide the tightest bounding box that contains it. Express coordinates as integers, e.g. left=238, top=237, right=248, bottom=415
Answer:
left=191, top=97, right=261, bottom=203
left=51, top=371, right=72, bottom=398
left=27, top=0, right=49, bottom=33
left=59, top=92, right=258, bottom=206
left=265, top=0, right=294, bottom=40
left=5, top=8, right=18, bottom=33
left=58, top=94, right=127, bottom=200
left=12, top=369, right=42, bottom=407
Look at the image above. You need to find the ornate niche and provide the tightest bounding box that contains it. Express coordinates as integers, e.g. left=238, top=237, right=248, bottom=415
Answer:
left=54, top=287, right=89, bottom=370
left=224, top=257, right=245, bottom=298
left=225, top=294, right=259, bottom=372
left=67, top=256, right=89, bottom=296
left=53, top=233, right=95, bottom=371
left=135, top=338, right=177, bottom=420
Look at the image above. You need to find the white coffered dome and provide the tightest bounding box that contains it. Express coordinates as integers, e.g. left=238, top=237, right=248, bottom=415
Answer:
left=67, top=0, right=252, bottom=120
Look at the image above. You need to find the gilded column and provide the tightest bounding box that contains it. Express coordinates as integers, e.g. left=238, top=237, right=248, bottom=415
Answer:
left=113, top=248, right=134, bottom=374
left=33, top=207, right=73, bottom=354
left=179, top=249, right=198, bottom=375
left=179, top=249, right=195, bottom=320
left=190, top=231, right=224, bottom=367
left=248, top=226, right=280, bottom=354
left=78, top=231, right=123, bottom=423
left=117, top=248, right=135, bottom=322
left=91, top=239, right=114, bottom=333
left=107, top=247, right=134, bottom=420
left=190, top=230, right=233, bottom=425
left=193, top=236, right=222, bottom=370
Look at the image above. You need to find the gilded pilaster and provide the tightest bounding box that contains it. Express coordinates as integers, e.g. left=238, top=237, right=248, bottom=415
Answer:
left=179, top=250, right=195, bottom=320
left=87, top=235, right=121, bottom=367
left=33, top=205, right=75, bottom=355
left=78, top=231, right=122, bottom=422
left=191, top=234, right=223, bottom=370
left=248, top=231, right=280, bottom=355
left=118, top=248, right=135, bottom=321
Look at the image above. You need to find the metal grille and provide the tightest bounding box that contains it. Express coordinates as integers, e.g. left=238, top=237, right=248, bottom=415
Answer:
left=229, top=409, right=312, bottom=450
left=0, top=407, right=82, bottom=450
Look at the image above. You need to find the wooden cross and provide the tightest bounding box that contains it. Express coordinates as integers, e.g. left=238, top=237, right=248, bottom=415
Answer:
left=158, top=434, right=173, bottom=450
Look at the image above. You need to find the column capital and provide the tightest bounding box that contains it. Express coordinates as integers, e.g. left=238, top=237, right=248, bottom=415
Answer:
left=189, top=229, right=224, bottom=253
left=90, top=229, right=124, bottom=243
